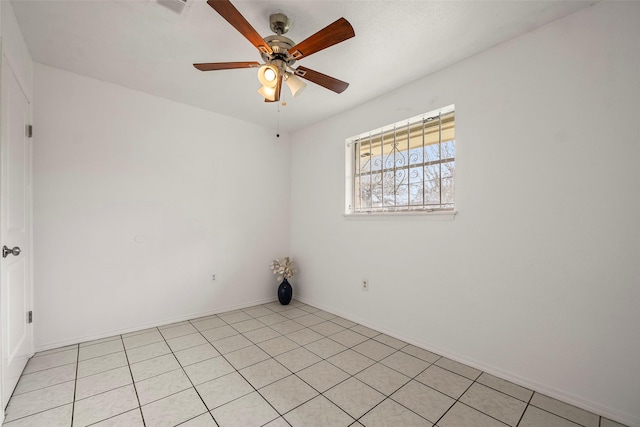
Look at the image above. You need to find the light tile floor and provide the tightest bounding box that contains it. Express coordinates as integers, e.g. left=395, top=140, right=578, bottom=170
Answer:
left=3, top=300, right=628, bottom=427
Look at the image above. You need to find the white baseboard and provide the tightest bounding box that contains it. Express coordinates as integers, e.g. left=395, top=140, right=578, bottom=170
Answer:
left=295, top=296, right=639, bottom=427
left=34, top=296, right=277, bottom=353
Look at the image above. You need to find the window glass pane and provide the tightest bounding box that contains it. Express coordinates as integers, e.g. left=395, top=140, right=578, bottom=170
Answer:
left=395, top=168, right=408, bottom=207
left=425, top=178, right=441, bottom=205
left=354, top=175, right=362, bottom=211
left=371, top=134, right=383, bottom=172
left=382, top=168, right=395, bottom=207
left=442, top=140, right=455, bottom=160
left=442, top=176, right=455, bottom=205
left=359, top=150, right=370, bottom=175
left=359, top=175, right=373, bottom=209
left=409, top=167, right=423, bottom=206
left=442, top=160, right=455, bottom=179
left=371, top=172, right=383, bottom=208
left=408, top=146, right=422, bottom=166
left=425, top=142, right=441, bottom=163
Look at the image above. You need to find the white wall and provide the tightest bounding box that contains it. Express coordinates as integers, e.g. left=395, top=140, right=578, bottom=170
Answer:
left=33, top=65, right=291, bottom=350
left=1, top=0, right=33, bottom=99
left=290, top=2, right=640, bottom=425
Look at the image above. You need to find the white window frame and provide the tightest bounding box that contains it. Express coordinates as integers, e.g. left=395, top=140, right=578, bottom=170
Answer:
left=345, top=105, right=456, bottom=218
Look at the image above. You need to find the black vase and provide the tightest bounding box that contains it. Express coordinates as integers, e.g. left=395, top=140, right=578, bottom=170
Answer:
left=278, top=278, right=293, bottom=305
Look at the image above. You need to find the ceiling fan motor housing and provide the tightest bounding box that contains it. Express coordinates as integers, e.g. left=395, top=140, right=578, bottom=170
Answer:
left=261, top=34, right=297, bottom=69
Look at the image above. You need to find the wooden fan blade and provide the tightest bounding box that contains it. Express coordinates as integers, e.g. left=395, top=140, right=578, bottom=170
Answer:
left=295, top=66, right=349, bottom=94
left=193, top=61, right=260, bottom=71
left=206, top=0, right=272, bottom=54
left=288, top=18, right=354, bottom=61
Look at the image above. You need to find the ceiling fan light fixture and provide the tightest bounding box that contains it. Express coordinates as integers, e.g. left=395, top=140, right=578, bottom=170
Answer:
left=258, top=64, right=279, bottom=88
left=258, top=85, right=277, bottom=102
left=285, top=73, right=306, bottom=97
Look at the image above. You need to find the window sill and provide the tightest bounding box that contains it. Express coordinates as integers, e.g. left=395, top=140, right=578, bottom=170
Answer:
left=344, top=210, right=457, bottom=221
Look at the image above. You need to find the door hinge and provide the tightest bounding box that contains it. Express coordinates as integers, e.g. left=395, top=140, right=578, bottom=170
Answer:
left=28, top=311, right=33, bottom=323
left=26, top=124, right=33, bottom=138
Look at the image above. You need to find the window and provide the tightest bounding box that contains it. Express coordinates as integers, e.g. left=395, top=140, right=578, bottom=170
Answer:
left=346, top=105, right=455, bottom=214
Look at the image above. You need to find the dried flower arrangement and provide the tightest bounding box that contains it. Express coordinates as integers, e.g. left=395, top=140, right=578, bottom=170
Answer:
left=269, top=257, right=296, bottom=282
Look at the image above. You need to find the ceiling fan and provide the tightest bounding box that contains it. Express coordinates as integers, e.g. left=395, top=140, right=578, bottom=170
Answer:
left=193, top=0, right=355, bottom=103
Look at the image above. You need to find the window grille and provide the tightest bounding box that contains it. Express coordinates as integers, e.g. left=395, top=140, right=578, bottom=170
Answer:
left=347, top=105, right=455, bottom=214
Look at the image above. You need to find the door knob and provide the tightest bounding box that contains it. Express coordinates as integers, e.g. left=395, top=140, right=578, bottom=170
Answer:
left=2, top=246, right=21, bottom=258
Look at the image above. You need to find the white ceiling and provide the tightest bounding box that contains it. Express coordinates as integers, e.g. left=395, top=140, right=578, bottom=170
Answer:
left=11, top=0, right=594, bottom=133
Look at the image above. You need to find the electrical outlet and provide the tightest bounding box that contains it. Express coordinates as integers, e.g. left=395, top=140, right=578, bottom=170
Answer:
left=212, top=274, right=216, bottom=281
left=362, top=279, right=369, bottom=291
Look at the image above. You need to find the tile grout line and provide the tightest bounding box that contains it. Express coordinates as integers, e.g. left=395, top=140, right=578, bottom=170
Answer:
left=454, top=375, right=533, bottom=426
left=277, top=304, right=413, bottom=423
left=429, top=367, right=514, bottom=427
left=312, top=321, right=483, bottom=425
left=283, top=357, right=354, bottom=424
left=370, top=344, right=454, bottom=424
left=228, top=306, right=312, bottom=425
left=160, top=321, right=218, bottom=425
left=523, top=401, right=596, bottom=427
left=307, top=319, right=530, bottom=427
left=7, top=362, right=75, bottom=395
left=211, top=304, right=311, bottom=422
left=253, top=303, right=349, bottom=426
left=3, top=348, right=80, bottom=424
left=222, top=305, right=298, bottom=425
left=353, top=349, right=439, bottom=425
left=418, top=359, right=536, bottom=427
left=256, top=312, right=419, bottom=425
left=231, top=303, right=347, bottom=424
left=515, top=390, right=535, bottom=427
left=75, top=348, right=147, bottom=424
left=121, top=333, right=147, bottom=427
left=70, top=343, right=80, bottom=427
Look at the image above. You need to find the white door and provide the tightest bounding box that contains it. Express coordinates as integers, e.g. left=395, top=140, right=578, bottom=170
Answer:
left=1, top=56, right=32, bottom=409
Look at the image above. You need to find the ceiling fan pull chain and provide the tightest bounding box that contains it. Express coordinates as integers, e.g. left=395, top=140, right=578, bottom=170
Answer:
left=276, top=103, right=280, bottom=138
